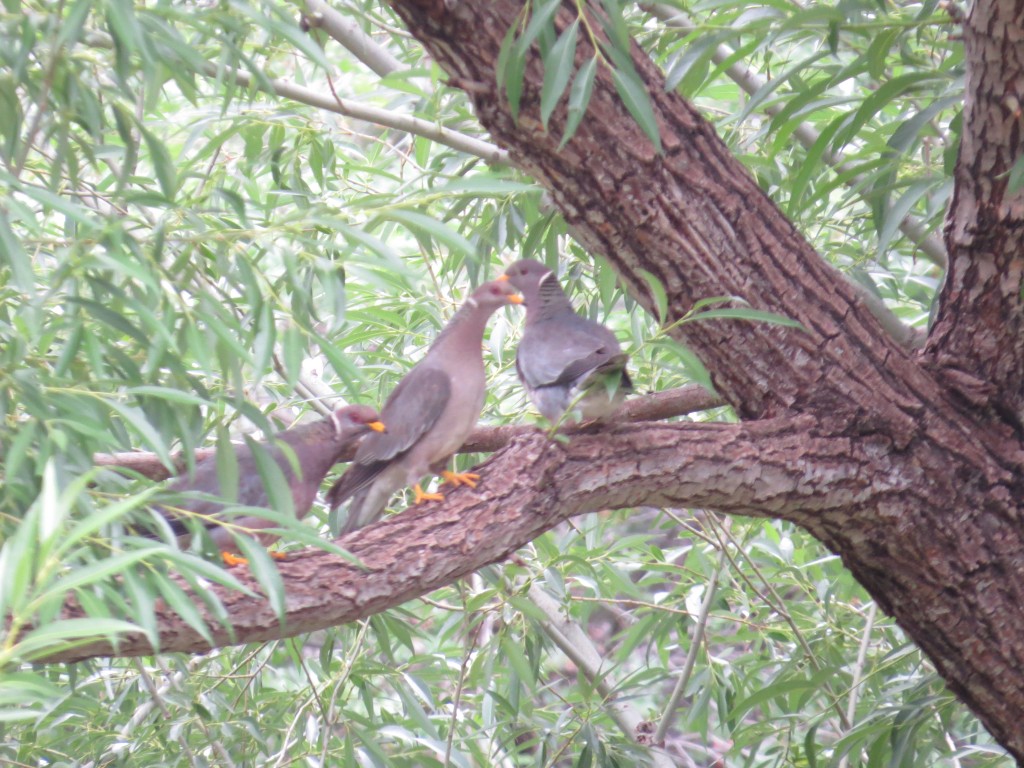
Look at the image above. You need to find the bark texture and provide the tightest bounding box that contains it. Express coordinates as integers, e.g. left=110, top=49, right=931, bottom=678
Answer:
left=926, top=0, right=1024, bottom=427
left=376, top=0, right=1024, bottom=757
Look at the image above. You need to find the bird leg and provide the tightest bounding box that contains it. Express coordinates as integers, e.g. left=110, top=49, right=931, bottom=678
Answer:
left=413, top=483, right=445, bottom=504
left=440, top=470, right=480, bottom=488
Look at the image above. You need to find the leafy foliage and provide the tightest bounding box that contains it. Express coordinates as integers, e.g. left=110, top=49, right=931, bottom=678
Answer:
left=0, top=0, right=1002, bottom=766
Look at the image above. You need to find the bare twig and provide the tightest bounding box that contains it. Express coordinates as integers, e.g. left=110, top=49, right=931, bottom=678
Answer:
left=212, top=63, right=507, bottom=164
left=838, top=601, right=877, bottom=768
left=654, top=542, right=728, bottom=744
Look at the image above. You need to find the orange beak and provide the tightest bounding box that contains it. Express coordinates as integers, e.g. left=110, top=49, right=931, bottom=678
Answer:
left=496, top=274, right=509, bottom=282
left=508, top=293, right=524, bottom=304
left=368, top=420, right=386, bottom=433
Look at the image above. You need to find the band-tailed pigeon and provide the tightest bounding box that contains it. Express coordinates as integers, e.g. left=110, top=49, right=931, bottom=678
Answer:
left=155, top=404, right=384, bottom=564
left=326, top=280, right=523, bottom=534
left=501, top=259, right=632, bottom=423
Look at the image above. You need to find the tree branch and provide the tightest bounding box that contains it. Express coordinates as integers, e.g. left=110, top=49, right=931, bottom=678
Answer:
left=92, top=384, right=723, bottom=479
left=924, top=0, right=1024, bottom=425
left=82, top=29, right=507, bottom=165
left=303, top=0, right=406, bottom=78
left=44, top=417, right=864, bottom=663
left=370, top=3, right=1024, bottom=758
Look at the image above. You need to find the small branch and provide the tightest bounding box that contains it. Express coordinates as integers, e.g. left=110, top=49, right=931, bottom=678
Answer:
left=527, top=584, right=676, bottom=768
left=92, top=384, right=724, bottom=480
left=654, top=541, right=728, bottom=744
left=209, top=64, right=506, bottom=164
left=82, top=29, right=507, bottom=165
left=303, top=0, right=406, bottom=78
left=707, top=517, right=851, bottom=732
left=837, top=601, right=877, bottom=768
left=131, top=659, right=206, bottom=768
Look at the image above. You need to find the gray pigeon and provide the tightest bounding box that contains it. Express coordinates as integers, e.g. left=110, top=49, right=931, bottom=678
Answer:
left=502, top=259, right=632, bottom=423
left=326, top=280, right=523, bottom=534
left=155, top=404, right=384, bottom=564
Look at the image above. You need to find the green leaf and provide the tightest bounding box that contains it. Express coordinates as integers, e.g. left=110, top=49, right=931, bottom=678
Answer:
left=637, top=269, right=668, bottom=323
left=0, top=672, right=63, bottom=717
left=15, top=619, right=142, bottom=661
left=688, top=306, right=806, bottom=331
left=610, top=66, right=662, bottom=152
left=234, top=537, right=286, bottom=623
left=15, top=184, right=99, bottom=230
left=154, top=574, right=214, bottom=645
left=382, top=209, right=476, bottom=262
left=560, top=55, right=597, bottom=149
left=516, top=0, right=561, bottom=56
left=540, top=20, right=578, bottom=130
left=139, top=126, right=177, bottom=200
left=57, top=489, right=158, bottom=558
left=497, top=21, right=527, bottom=120
left=105, top=399, right=172, bottom=469
left=124, top=386, right=209, bottom=406
left=56, top=0, right=93, bottom=48
left=1008, top=156, right=1024, bottom=196
left=32, top=548, right=164, bottom=609
left=0, top=210, right=33, bottom=292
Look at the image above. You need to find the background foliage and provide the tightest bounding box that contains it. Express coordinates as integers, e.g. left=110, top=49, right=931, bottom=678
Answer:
left=0, top=0, right=1003, bottom=765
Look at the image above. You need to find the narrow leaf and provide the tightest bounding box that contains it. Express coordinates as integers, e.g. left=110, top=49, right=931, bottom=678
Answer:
left=560, top=56, right=597, bottom=149
left=611, top=67, right=663, bottom=152
left=689, top=307, right=806, bottom=331
left=540, top=20, right=579, bottom=129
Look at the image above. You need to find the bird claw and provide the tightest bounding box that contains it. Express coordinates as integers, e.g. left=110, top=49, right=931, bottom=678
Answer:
left=441, top=470, right=480, bottom=488
left=222, top=550, right=287, bottom=566
left=413, top=484, right=445, bottom=504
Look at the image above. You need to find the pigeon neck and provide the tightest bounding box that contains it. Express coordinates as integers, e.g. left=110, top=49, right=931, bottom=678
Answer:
left=433, top=299, right=493, bottom=351
left=529, top=279, right=574, bottom=323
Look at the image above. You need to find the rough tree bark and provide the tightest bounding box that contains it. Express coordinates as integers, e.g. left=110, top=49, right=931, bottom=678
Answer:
left=44, top=0, right=1024, bottom=760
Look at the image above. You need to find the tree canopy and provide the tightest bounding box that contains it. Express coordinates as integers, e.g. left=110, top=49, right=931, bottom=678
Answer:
left=1, top=0, right=1018, bottom=766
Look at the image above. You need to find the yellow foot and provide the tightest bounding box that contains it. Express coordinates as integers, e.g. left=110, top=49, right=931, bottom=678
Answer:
left=222, top=551, right=248, bottom=567
left=270, top=551, right=288, bottom=560
left=413, top=483, right=444, bottom=504
left=441, top=470, right=480, bottom=489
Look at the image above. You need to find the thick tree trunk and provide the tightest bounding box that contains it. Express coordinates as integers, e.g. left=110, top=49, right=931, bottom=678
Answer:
left=926, top=0, right=1024, bottom=427
left=382, top=0, right=1024, bottom=757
